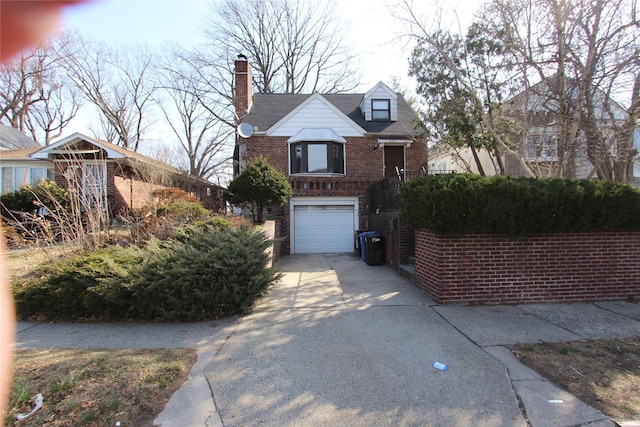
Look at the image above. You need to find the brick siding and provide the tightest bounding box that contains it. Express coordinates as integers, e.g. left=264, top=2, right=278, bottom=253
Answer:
left=415, top=229, right=640, bottom=305
left=245, top=134, right=427, bottom=254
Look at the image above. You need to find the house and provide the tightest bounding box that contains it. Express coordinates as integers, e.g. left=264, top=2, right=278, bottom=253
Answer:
left=233, top=55, right=427, bottom=254
left=0, top=125, right=55, bottom=194
left=0, top=124, right=40, bottom=150
left=1, top=131, right=225, bottom=214
left=429, top=77, right=637, bottom=180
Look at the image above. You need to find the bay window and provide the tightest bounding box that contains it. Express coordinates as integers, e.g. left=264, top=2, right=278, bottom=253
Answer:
left=290, top=141, right=345, bottom=175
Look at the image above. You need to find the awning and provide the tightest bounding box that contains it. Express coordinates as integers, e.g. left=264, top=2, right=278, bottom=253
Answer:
left=288, top=128, right=347, bottom=143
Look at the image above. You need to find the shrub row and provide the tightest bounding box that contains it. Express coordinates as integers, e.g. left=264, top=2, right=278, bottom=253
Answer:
left=401, top=174, right=640, bottom=237
left=0, top=180, right=69, bottom=217
left=12, top=224, right=280, bottom=321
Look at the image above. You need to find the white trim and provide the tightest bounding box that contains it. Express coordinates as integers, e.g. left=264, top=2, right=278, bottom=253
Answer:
left=31, top=132, right=127, bottom=160
left=52, top=158, right=115, bottom=163
left=289, top=196, right=358, bottom=254
left=267, top=93, right=366, bottom=136
left=360, top=82, right=398, bottom=121
left=288, top=128, right=346, bottom=143
left=376, top=138, right=412, bottom=148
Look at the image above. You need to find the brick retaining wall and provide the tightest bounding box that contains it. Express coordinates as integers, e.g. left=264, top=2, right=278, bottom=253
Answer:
left=415, top=229, right=640, bottom=305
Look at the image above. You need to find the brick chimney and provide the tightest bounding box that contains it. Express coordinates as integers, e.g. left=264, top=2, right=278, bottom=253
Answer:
left=234, top=54, right=252, bottom=121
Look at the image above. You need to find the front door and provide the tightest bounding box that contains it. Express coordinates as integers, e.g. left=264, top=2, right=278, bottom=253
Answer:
left=384, top=145, right=405, bottom=178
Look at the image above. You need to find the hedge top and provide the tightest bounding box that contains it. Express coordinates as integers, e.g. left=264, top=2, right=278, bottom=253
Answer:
left=401, top=174, right=640, bottom=238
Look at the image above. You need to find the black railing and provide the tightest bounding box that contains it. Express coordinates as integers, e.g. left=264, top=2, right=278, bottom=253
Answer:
left=370, top=175, right=403, bottom=213
left=371, top=169, right=456, bottom=212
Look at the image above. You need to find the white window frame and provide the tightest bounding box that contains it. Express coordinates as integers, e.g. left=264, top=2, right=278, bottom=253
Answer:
left=80, top=161, right=108, bottom=211
left=0, top=166, right=52, bottom=194
left=371, top=99, right=391, bottom=121
left=288, top=140, right=346, bottom=176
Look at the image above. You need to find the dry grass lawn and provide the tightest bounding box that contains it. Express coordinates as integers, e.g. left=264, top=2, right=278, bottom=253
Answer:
left=512, top=337, right=640, bottom=420
left=4, top=348, right=196, bottom=427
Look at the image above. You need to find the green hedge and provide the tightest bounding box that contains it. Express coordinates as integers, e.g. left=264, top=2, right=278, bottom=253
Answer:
left=13, top=224, right=281, bottom=321
left=401, top=174, right=640, bottom=237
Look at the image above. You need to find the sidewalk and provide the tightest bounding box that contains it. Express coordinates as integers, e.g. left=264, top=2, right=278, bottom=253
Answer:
left=16, top=254, right=640, bottom=427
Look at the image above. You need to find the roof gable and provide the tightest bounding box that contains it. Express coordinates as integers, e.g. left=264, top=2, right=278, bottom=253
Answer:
left=505, top=75, right=628, bottom=121
left=31, top=133, right=128, bottom=159
left=266, top=93, right=366, bottom=137
left=361, top=82, right=398, bottom=121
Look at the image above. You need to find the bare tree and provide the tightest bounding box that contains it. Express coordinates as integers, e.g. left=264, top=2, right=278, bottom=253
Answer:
left=205, top=0, right=359, bottom=94
left=0, top=34, right=81, bottom=144
left=483, top=0, right=639, bottom=181
left=59, top=34, right=157, bottom=152
left=155, top=49, right=234, bottom=181
left=29, top=71, right=82, bottom=145
left=398, top=1, right=535, bottom=176
left=399, top=0, right=638, bottom=181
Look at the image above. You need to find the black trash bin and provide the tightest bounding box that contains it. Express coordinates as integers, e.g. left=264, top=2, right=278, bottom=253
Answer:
left=359, top=231, right=377, bottom=262
left=364, top=233, right=384, bottom=266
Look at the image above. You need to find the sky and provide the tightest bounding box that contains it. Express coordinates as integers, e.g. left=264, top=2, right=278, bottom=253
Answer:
left=56, top=0, right=482, bottom=167
left=60, top=0, right=482, bottom=92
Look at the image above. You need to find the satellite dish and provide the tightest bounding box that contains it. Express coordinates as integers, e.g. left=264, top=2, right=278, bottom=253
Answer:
left=237, top=122, right=254, bottom=138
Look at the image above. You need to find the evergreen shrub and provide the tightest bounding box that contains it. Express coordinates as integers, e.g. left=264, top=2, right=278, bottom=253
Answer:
left=401, top=174, right=640, bottom=237
left=12, top=246, right=143, bottom=320
left=155, top=200, right=209, bottom=222
left=129, top=224, right=280, bottom=321
left=0, top=180, right=69, bottom=217
left=12, top=224, right=280, bottom=321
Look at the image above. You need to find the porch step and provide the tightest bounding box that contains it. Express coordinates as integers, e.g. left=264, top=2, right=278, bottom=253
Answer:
left=397, top=264, right=416, bottom=282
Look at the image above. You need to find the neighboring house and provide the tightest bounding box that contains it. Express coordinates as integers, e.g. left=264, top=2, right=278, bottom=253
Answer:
left=0, top=125, right=54, bottom=194
left=0, top=132, right=225, bottom=214
left=0, top=124, right=40, bottom=150
left=428, top=145, right=497, bottom=176
left=429, top=77, right=637, bottom=180
left=233, top=55, right=427, bottom=254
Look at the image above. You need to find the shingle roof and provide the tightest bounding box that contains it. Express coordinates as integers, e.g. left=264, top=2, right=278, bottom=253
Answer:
left=245, top=93, right=417, bottom=137
left=0, top=125, right=41, bottom=150
left=0, top=147, right=41, bottom=160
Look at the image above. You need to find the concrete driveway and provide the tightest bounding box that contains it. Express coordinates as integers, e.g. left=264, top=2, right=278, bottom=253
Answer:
left=17, top=254, right=640, bottom=426
left=200, top=255, right=525, bottom=426
left=159, top=254, right=639, bottom=427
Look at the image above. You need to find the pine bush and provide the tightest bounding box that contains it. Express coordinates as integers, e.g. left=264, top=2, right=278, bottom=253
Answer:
left=129, top=225, right=280, bottom=321
left=13, top=224, right=280, bottom=321
left=12, top=246, right=143, bottom=320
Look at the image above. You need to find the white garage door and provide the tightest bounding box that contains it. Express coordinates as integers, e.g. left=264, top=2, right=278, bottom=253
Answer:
left=293, top=205, right=355, bottom=253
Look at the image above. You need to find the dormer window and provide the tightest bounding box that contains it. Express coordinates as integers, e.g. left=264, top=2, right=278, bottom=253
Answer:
left=371, top=99, right=391, bottom=120
left=360, top=82, right=398, bottom=121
